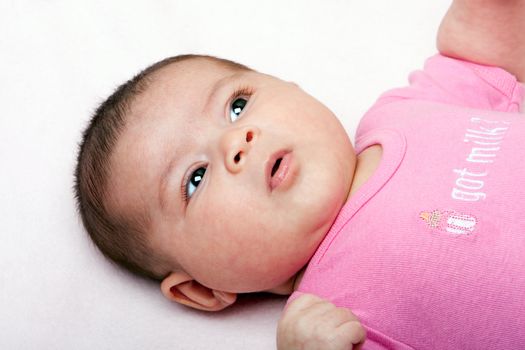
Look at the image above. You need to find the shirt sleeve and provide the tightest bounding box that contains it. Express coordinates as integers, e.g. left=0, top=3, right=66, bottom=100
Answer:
left=375, top=54, right=524, bottom=113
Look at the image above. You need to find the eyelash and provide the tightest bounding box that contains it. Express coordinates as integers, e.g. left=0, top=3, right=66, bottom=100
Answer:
left=180, top=85, right=255, bottom=204
left=229, top=85, right=254, bottom=109
left=180, top=170, right=191, bottom=203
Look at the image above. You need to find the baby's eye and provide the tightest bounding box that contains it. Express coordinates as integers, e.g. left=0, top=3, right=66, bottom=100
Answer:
left=229, top=97, right=248, bottom=122
left=185, top=166, right=206, bottom=200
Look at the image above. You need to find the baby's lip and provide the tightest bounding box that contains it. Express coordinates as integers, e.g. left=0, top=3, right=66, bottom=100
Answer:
left=265, top=149, right=293, bottom=192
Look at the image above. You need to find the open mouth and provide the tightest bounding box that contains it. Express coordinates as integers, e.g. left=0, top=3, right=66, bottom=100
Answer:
left=266, top=150, right=294, bottom=191
left=271, top=158, right=283, bottom=177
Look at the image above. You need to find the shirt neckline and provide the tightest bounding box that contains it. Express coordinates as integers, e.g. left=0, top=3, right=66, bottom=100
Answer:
left=312, top=128, right=407, bottom=265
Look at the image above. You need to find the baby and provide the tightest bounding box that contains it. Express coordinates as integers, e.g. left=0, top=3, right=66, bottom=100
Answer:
left=75, top=0, right=525, bottom=349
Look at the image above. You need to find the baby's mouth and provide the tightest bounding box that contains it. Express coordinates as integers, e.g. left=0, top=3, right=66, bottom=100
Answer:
left=266, top=150, right=294, bottom=192
left=271, top=158, right=283, bottom=177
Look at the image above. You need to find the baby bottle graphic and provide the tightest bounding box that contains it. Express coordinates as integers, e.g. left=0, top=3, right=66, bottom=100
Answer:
left=419, top=209, right=477, bottom=235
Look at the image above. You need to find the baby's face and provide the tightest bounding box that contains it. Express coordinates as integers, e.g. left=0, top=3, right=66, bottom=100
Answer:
left=110, top=58, right=355, bottom=293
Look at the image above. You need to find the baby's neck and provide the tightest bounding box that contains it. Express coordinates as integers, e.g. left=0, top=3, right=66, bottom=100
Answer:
left=348, top=144, right=383, bottom=198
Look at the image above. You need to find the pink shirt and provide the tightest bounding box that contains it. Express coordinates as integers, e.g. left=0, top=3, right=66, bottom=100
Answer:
left=290, top=55, right=525, bottom=349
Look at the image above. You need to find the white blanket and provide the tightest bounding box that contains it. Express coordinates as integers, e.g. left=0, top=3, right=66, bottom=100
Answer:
left=0, top=0, right=448, bottom=348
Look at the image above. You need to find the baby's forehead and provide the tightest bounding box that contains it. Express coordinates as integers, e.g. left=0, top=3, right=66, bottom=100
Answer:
left=151, top=57, right=246, bottom=87
left=147, top=60, right=242, bottom=100
left=128, top=60, right=230, bottom=111
left=138, top=60, right=266, bottom=115
left=128, top=60, right=255, bottom=124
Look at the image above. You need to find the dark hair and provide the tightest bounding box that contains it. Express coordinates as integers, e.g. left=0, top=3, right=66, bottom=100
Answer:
left=74, top=54, right=251, bottom=281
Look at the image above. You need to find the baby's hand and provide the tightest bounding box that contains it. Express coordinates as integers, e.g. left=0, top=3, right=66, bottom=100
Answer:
left=277, top=293, right=366, bottom=350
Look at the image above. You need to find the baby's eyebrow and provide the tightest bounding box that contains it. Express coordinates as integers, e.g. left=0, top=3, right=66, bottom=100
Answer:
left=158, top=152, right=180, bottom=213
left=201, top=72, right=245, bottom=114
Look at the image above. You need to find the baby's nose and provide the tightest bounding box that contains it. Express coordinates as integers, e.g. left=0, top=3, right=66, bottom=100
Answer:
left=221, top=125, right=260, bottom=173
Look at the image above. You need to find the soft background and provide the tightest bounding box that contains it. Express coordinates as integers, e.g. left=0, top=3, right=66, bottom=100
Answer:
left=0, top=0, right=449, bottom=349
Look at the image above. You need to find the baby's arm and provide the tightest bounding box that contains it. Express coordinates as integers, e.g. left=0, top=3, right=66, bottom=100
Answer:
left=438, top=0, right=525, bottom=81
left=277, top=293, right=366, bottom=350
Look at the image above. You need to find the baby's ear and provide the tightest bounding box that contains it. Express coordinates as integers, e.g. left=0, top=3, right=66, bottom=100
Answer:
left=160, top=271, right=237, bottom=312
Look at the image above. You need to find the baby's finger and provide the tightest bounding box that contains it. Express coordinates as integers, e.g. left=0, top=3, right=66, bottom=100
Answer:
left=332, top=307, right=360, bottom=324
left=335, top=320, right=367, bottom=348
left=291, top=302, right=338, bottom=335
left=286, top=293, right=326, bottom=314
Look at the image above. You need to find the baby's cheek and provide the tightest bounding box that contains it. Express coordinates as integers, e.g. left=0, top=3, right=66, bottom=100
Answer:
left=192, top=201, right=246, bottom=251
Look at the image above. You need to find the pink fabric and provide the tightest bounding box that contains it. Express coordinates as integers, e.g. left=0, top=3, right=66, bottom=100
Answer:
left=289, top=55, right=525, bottom=349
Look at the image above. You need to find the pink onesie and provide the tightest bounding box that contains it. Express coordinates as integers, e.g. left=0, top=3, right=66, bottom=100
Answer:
left=289, top=55, right=525, bottom=349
